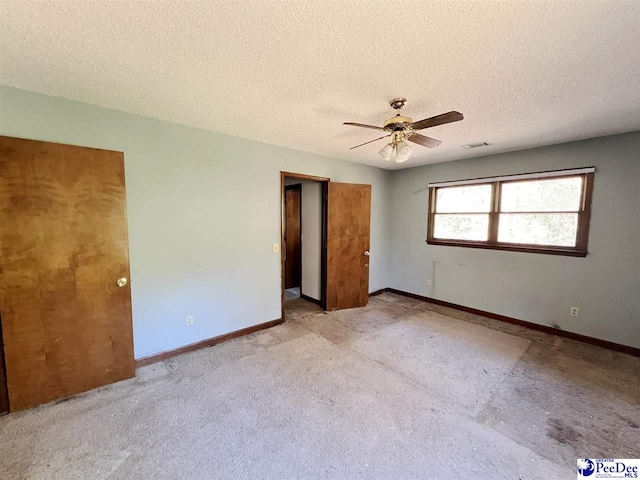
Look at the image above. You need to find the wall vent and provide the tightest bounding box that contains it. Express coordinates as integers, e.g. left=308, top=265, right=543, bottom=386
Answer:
left=461, top=142, right=490, bottom=149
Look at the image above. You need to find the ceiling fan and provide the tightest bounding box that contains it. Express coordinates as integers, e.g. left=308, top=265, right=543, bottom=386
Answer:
left=344, top=98, right=463, bottom=163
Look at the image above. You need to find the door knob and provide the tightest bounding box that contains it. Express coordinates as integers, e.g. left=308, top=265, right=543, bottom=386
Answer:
left=364, top=251, right=370, bottom=256
left=116, top=277, right=128, bottom=287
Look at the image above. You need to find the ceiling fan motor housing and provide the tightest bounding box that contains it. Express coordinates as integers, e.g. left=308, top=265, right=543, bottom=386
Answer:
left=383, top=115, right=413, bottom=131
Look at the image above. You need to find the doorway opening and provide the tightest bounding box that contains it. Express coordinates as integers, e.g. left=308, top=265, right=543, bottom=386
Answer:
left=281, top=172, right=329, bottom=321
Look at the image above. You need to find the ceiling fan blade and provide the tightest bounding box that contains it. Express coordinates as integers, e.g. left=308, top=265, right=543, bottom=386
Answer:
left=349, top=134, right=391, bottom=150
left=411, top=111, right=463, bottom=131
left=344, top=122, right=384, bottom=131
left=408, top=133, right=442, bottom=148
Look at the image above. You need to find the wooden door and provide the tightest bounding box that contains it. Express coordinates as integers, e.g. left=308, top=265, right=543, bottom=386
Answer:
left=284, top=186, right=302, bottom=289
left=0, top=136, right=135, bottom=412
left=326, top=182, right=371, bottom=310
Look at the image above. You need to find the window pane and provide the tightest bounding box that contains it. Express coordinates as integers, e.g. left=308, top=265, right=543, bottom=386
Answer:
left=433, top=214, right=489, bottom=241
left=436, top=184, right=492, bottom=213
left=498, top=213, right=578, bottom=246
left=500, top=177, right=583, bottom=212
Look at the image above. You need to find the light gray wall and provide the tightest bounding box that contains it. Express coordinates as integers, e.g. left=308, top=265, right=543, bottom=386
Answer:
left=0, top=86, right=392, bottom=359
left=300, top=181, right=322, bottom=301
left=389, top=132, right=640, bottom=349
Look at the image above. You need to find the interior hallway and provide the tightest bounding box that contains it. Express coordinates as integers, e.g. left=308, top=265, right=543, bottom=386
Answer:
left=1, top=293, right=638, bottom=479
left=285, top=287, right=301, bottom=301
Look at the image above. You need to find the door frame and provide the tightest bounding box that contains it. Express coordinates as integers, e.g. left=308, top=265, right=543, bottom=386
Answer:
left=280, top=172, right=330, bottom=321
left=0, top=312, right=8, bottom=415
left=284, top=184, right=302, bottom=290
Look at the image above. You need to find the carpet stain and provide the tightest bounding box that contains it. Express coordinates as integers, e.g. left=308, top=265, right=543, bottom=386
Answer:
left=547, top=418, right=581, bottom=446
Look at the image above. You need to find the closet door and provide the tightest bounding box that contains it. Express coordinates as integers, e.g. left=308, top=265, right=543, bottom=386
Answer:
left=326, top=182, right=371, bottom=310
left=0, top=136, right=135, bottom=411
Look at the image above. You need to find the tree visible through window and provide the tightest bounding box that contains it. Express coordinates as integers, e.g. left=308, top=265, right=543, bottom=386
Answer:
left=427, top=169, right=594, bottom=256
left=433, top=184, right=491, bottom=241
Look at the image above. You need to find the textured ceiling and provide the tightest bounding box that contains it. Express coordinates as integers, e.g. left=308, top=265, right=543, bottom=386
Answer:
left=1, top=1, right=639, bottom=170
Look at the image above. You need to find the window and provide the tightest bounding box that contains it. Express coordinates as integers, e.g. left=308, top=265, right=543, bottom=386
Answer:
left=427, top=168, right=595, bottom=256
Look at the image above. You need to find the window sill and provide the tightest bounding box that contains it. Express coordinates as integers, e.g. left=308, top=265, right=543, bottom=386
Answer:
left=425, top=239, right=588, bottom=257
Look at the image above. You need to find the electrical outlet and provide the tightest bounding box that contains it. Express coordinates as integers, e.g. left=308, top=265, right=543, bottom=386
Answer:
left=186, top=315, right=194, bottom=326
left=426, top=279, right=432, bottom=288
left=569, top=307, right=579, bottom=317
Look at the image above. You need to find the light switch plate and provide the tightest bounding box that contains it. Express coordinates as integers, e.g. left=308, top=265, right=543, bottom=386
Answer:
left=273, top=243, right=279, bottom=253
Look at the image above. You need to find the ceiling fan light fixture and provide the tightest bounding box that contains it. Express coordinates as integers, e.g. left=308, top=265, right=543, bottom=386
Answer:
left=396, top=140, right=412, bottom=156
left=378, top=143, right=394, bottom=161
left=395, top=140, right=412, bottom=163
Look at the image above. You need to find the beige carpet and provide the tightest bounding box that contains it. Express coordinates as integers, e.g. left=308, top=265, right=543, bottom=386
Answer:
left=1, top=293, right=638, bottom=479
